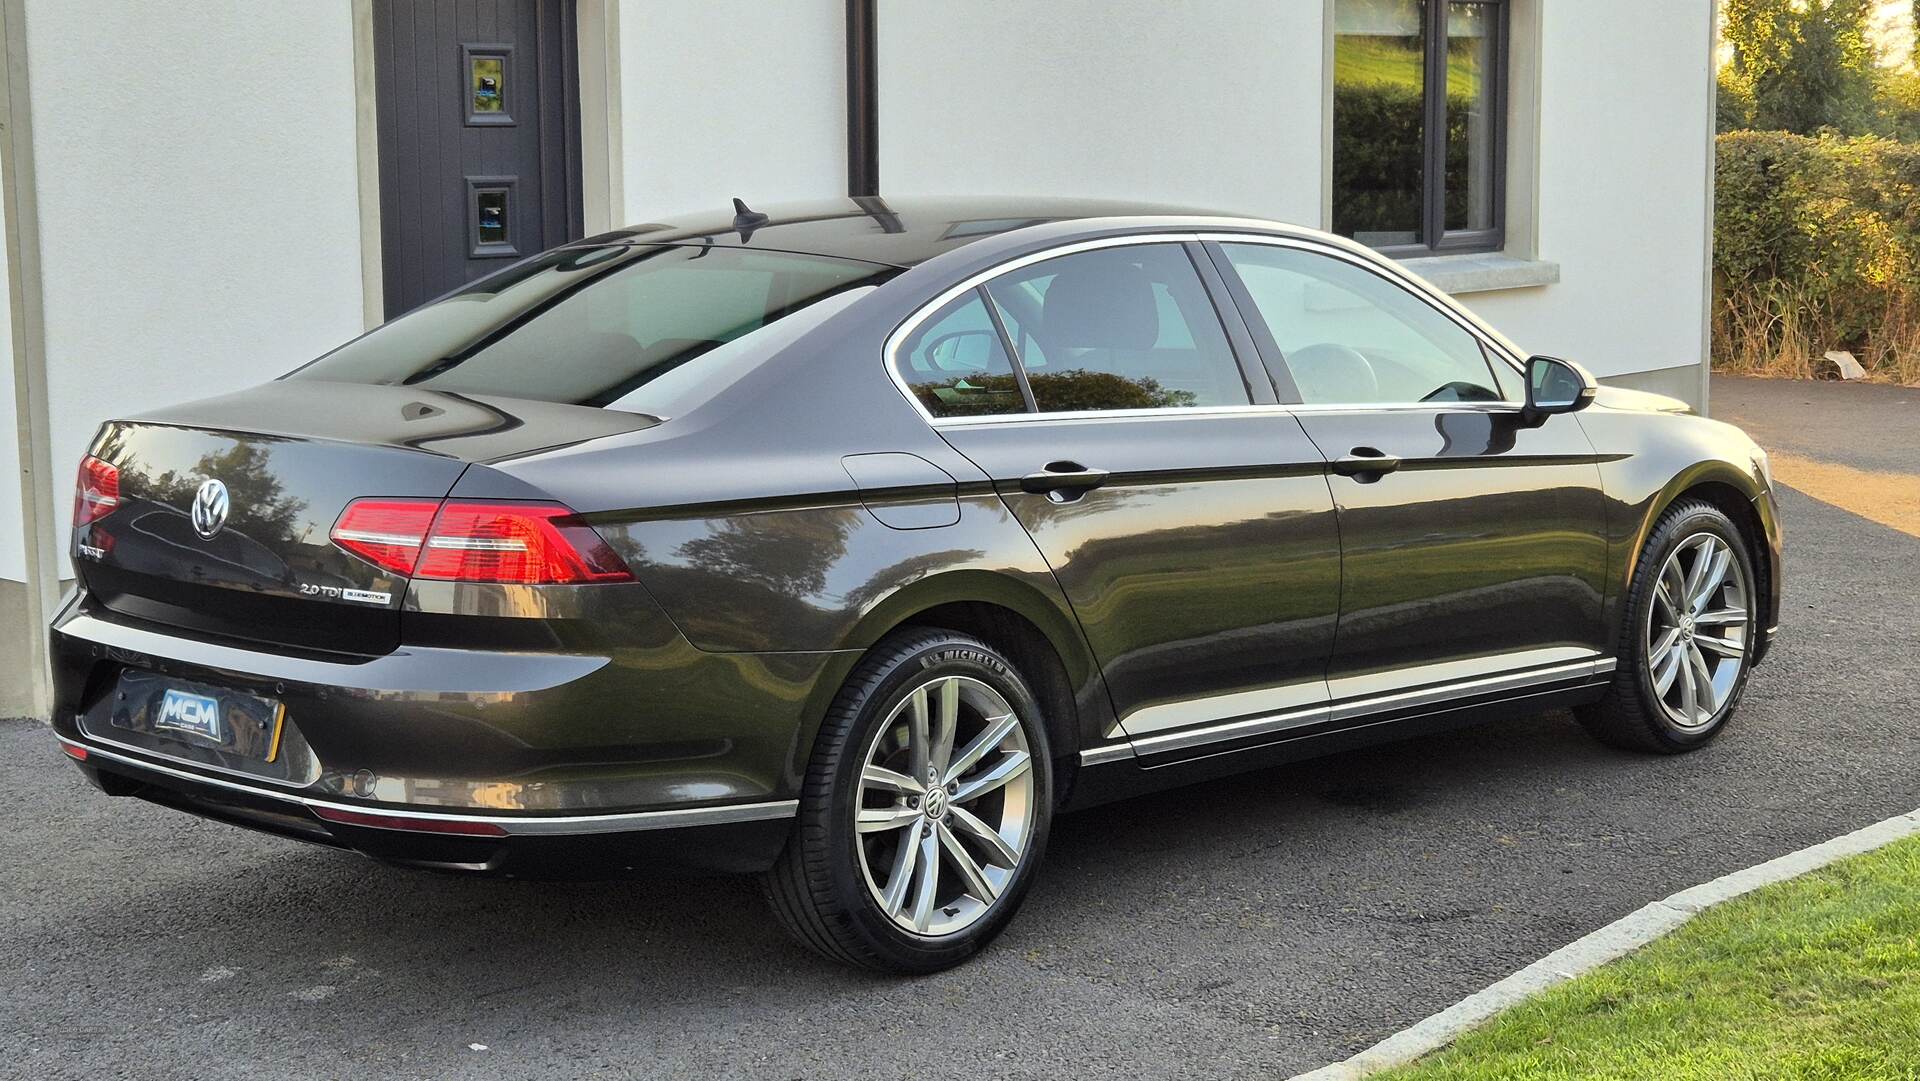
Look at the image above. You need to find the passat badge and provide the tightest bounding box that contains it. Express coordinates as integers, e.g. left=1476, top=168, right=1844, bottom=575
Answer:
left=191, top=478, right=230, bottom=539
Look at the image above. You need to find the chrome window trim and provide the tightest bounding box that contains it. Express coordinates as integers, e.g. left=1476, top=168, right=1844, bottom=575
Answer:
left=885, top=232, right=1207, bottom=426
left=883, top=228, right=1532, bottom=430
left=61, top=737, right=799, bottom=835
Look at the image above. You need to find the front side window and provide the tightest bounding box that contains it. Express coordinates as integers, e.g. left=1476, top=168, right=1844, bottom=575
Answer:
left=1221, top=243, right=1516, bottom=405
left=983, top=244, right=1249, bottom=414
left=1333, top=0, right=1506, bottom=254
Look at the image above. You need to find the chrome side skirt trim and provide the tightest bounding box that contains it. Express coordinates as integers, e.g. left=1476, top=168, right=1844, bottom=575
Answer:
left=1119, top=679, right=1328, bottom=737
left=1128, top=703, right=1328, bottom=758
left=1078, top=743, right=1136, bottom=767
left=1085, top=655, right=1614, bottom=764
left=1327, top=657, right=1612, bottom=722
left=61, top=737, right=799, bottom=835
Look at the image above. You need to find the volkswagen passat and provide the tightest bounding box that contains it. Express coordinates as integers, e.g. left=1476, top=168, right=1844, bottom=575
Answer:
left=51, top=198, right=1781, bottom=972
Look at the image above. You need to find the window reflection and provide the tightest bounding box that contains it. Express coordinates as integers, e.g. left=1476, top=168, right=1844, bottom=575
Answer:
left=984, top=245, right=1247, bottom=413
left=895, top=291, right=1028, bottom=419
left=1446, top=2, right=1497, bottom=233
left=1333, top=0, right=1426, bottom=247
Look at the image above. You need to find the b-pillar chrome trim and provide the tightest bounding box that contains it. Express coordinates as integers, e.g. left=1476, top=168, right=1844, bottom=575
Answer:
left=60, top=737, right=799, bottom=835
left=1078, top=655, right=1616, bottom=765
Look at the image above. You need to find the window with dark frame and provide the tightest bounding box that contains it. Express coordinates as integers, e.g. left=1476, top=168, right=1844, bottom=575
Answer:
left=1332, top=0, right=1507, bottom=256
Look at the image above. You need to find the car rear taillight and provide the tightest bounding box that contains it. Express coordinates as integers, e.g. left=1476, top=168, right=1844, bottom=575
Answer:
left=330, top=499, right=633, bottom=585
left=74, top=455, right=120, bottom=527
left=329, top=500, right=439, bottom=577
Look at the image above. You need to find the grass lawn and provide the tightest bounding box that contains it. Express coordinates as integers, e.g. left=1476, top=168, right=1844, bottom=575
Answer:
left=1379, top=834, right=1920, bottom=1080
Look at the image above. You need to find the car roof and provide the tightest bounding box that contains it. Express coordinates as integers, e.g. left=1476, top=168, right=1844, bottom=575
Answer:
left=582, top=195, right=1253, bottom=268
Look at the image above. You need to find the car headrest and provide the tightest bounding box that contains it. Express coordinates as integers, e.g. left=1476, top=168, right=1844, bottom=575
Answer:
left=1040, top=258, right=1158, bottom=350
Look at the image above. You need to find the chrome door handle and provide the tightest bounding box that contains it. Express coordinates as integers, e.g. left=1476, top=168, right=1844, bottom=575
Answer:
left=1019, top=461, right=1111, bottom=495
left=1329, top=448, right=1402, bottom=478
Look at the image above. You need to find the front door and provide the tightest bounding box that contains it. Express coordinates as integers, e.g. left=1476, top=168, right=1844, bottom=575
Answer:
left=894, top=241, right=1343, bottom=758
left=372, top=0, right=583, bottom=315
left=1212, top=239, right=1611, bottom=705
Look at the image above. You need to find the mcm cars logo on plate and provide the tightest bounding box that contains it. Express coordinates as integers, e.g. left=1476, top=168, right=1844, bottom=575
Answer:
left=190, top=478, right=229, bottom=539
left=155, top=688, right=223, bottom=741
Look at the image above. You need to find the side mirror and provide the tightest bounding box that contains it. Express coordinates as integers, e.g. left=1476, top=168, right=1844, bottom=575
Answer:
left=1523, top=355, right=1597, bottom=424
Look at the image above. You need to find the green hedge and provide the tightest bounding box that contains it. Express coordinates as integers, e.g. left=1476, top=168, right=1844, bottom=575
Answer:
left=1714, top=130, right=1920, bottom=379
left=1332, top=82, right=1481, bottom=237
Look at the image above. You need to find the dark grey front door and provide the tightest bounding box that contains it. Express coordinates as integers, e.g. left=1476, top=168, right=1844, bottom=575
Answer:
left=373, top=0, right=583, bottom=315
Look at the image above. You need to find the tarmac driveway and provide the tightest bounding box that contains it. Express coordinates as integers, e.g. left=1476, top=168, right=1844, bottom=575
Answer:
left=3, top=374, right=1916, bottom=1079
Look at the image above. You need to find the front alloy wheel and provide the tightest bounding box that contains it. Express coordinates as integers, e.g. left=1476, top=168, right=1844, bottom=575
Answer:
left=1577, top=499, right=1758, bottom=753
left=1645, top=532, right=1750, bottom=729
left=764, top=629, right=1053, bottom=973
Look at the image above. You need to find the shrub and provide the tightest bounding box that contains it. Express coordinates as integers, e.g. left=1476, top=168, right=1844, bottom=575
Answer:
left=1876, top=69, right=1920, bottom=143
left=1718, top=68, right=1757, bottom=134
left=1714, top=130, right=1920, bottom=382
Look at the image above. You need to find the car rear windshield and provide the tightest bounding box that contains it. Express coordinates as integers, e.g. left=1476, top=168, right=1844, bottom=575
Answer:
left=288, top=244, right=895, bottom=408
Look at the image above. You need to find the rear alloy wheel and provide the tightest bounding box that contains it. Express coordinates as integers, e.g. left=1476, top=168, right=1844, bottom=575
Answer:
left=1577, top=500, right=1758, bottom=753
left=764, top=630, right=1052, bottom=973
left=854, top=674, right=1037, bottom=937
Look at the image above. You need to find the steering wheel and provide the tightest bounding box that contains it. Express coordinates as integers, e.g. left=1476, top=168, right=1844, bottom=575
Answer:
left=1286, top=343, right=1377, bottom=403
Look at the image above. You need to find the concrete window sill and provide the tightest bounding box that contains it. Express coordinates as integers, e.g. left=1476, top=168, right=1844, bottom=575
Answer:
left=1397, top=252, right=1561, bottom=295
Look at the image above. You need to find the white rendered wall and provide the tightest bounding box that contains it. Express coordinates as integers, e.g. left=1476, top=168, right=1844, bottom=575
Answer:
left=24, top=0, right=368, bottom=573
left=616, top=0, right=845, bottom=221
left=0, top=182, right=22, bottom=582
left=877, top=0, right=1328, bottom=227
left=1459, top=0, right=1714, bottom=384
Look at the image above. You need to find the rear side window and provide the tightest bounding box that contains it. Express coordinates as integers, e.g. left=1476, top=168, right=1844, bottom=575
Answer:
left=985, top=244, right=1248, bottom=413
left=895, top=291, right=1028, bottom=419
left=291, top=245, right=893, bottom=407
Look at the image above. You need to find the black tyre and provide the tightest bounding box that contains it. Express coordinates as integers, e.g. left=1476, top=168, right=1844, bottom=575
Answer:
left=1576, top=499, right=1758, bottom=753
left=763, top=629, right=1053, bottom=973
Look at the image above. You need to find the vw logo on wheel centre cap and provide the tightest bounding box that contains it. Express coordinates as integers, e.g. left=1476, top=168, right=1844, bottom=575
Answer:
left=190, top=478, right=230, bottom=539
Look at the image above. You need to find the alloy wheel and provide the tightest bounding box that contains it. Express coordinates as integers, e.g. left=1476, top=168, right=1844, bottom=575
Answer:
left=1645, top=532, right=1750, bottom=729
left=853, top=674, right=1036, bottom=937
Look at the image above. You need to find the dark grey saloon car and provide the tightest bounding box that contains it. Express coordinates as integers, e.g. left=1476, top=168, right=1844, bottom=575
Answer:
left=52, top=197, right=1781, bottom=972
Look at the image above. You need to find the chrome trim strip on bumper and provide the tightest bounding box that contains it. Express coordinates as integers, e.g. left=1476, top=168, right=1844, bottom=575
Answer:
left=56, top=612, right=608, bottom=695
left=1086, top=656, right=1616, bottom=763
left=79, top=726, right=320, bottom=789
left=60, top=737, right=799, bottom=835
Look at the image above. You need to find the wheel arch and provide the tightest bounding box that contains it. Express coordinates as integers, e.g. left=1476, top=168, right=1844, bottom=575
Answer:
left=832, top=571, right=1112, bottom=808
left=1630, top=464, right=1777, bottom=643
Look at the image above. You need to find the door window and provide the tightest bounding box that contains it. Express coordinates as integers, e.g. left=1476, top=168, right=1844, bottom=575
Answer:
left=984, top=244, right=1249, bottom=413
left=1220, top=243, right=1517, bottom=405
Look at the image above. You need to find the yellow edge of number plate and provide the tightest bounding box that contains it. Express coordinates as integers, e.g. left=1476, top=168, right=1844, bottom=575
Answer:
left=265, top=702, right=287, bottom=764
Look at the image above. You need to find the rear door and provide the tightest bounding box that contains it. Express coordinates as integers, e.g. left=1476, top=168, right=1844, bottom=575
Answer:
left=1210, top=239, right=1610, bottom=706
left=897, top=240, right=1342, bottom=758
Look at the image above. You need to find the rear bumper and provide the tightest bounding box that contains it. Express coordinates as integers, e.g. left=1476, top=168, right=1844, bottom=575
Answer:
left=49, top=588, right=857, bottom=874
left=64, top=737, right=793, bottom=875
